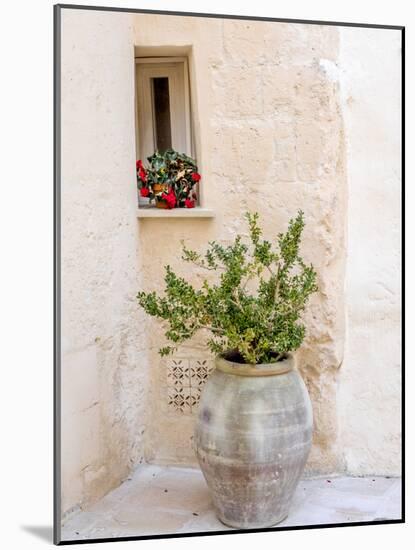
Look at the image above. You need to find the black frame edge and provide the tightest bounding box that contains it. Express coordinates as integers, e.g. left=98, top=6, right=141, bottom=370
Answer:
left=55, top=3, right=404, bottom=30
left=59, top=519, right=405, bottom=545
left=53, top=3, right=62, bottom=546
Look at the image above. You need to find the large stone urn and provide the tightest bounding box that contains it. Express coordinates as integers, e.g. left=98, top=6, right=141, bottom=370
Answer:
left=194, top=353, right=313, bottom=529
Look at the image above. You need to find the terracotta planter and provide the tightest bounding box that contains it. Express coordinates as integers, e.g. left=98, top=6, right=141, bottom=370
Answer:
left=152, top=183, right=169, bottom=209
left=194, top=353, right=313, bottom=529
left=152, top=183, right=168, bottom=194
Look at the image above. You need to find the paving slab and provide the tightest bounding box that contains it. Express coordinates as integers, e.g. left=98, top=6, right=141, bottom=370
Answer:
left=61, top=464, right=402, bottom=541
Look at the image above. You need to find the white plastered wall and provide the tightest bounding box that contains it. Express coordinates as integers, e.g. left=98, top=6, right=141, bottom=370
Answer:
left=60, top=9, right=150, bottom=515
left=337, top=27, right=402, bottom=476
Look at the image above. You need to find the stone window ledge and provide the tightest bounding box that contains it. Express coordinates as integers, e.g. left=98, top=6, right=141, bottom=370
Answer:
left=137, top=207, right=215, bottom=219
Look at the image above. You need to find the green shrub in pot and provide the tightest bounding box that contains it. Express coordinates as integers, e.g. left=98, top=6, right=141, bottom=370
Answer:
left=137, top=210, right=317, bottom=363
left=137, top=211, right=318, bottom=528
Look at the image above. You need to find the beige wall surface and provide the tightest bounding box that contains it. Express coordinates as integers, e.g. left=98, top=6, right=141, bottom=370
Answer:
left=337, top=27, right=402, bottom=475
left=60, top=9, right=401, bottom=518
left=60, top=9, right=150, bottom=516
left=133, top=14, right=347, bottom=476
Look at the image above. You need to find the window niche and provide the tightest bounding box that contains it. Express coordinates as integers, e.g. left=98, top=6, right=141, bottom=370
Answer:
left=134, top=51, right=213, bottom=218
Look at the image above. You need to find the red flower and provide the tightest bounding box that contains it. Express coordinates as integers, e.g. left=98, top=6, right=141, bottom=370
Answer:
left=185, top=198, right=195, bottom=209
left=139, top=168, right=147, bottom=182
left=162, top=189, right=176, bottom=209
left=191, top=172, right=201, bottom=182
left=140, top=187, right=150, bottom=197
left=136, top=160, right=143, bottom=170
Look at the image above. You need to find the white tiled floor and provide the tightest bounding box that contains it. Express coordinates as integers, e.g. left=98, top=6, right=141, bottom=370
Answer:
left=61, top=464, right=402, bottom=542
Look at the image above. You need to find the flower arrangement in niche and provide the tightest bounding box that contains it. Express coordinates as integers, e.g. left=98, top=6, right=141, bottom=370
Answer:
left=136, top=149, right=201, bottom=209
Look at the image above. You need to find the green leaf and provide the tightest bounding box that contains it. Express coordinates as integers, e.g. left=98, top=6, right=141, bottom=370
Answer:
left=137, top=210, right=318, bottom=364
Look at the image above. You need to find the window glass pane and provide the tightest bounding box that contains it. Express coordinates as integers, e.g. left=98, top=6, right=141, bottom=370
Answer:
left=152, top=77, right=172, bottom=152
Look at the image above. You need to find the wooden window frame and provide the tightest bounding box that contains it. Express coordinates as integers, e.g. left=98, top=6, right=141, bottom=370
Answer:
left=135, top=57, right=193, bottom=162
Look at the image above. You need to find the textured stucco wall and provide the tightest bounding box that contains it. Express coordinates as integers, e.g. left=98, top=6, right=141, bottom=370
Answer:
left=60, top=9, right=401, bottom=517
left=337, top=27, right=402, bottom=475
left=133, top=14, right=347, bottom=475
left=60, top=9, right=150, bottom=516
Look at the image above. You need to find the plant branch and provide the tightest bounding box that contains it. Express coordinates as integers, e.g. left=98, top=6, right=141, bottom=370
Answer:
left=137, top=210, right=317, bottom=364
left=274, top=263, right=281, bottom=302
left=198, top=325, right=226, bottom=335
left=193, top=261, right=225, bottom=271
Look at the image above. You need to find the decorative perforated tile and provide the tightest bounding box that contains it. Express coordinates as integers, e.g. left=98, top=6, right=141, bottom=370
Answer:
left=166, top=358, right=190, bottom=388
left=165, top=357, right=214, bottom=414
left=190, top=359, right=213, bottom=388
left=167, top=386, right=192, bottom=414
